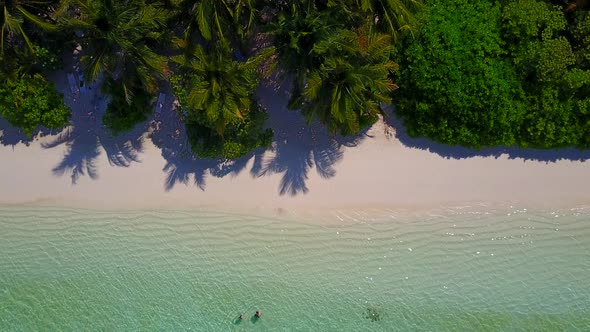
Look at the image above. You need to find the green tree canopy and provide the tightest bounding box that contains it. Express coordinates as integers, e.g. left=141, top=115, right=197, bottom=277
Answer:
left=295, top=27, right=399, bottom=134
left=395, top=0, right=526, bottom=147
left=268, top=3, right=337, bottom=96
left=60, top=0, right=169, bottom=101
left=501, top=0, right=590, bottom=147
left=1, top=0, right=57, bottom=56
left=396, top=0, right=590, bottom=148
left=329, top=0, right=424, bottom=42
left=176, top=0, right=254, bottom=44
left=0, top=73, right=70, bottom=137
left=171, top=44, right=273, bottom=158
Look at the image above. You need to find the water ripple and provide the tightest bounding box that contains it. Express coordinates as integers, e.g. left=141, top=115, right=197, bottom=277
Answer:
left=0, top=206, right=589, bottom=330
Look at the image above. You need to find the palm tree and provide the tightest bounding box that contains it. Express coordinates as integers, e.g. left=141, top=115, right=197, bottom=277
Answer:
left=171, top=43, right=271, bottom=135
left=170, top=44, right=274, bottom=158
left=174, top=0, right=254, bottom=45
left=59, top=0, right=169, bottom=101
left=298, top=27, right=398, bottom=134
left=1, top=0, right=57, bottom=56
left=330, top=0, right=423, bottom=42
left=267, top=3, right=339, bottom=108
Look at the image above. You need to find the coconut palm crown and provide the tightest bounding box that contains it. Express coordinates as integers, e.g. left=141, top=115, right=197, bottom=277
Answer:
left=171, top=43, right=272, bottom=136
left=330, top=0, right=423, bottom=41
left=59, top=0, right=169, bottom=101
left=298, top=26, right=399, bottom=134
left=1, top=0, right=57, bottom=55
left=174, top=0, right=254, bottom=45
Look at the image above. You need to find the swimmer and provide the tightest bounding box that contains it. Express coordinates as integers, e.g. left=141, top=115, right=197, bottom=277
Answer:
left=239, top=314, right=244, bottom=320
left=255, top=310, right=262, bottom=318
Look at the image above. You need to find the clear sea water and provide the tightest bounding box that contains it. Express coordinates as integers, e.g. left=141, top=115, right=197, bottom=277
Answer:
left=0, top=206, right=589, bottom=331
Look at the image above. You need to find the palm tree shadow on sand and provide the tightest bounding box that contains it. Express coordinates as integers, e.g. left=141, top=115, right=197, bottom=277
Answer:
left=382, top=107, right=590, bottom=163
left=154, top=82, right=367, bottom=196
left=42, top=126, right=101, bottom=183
left=254, top=121, right=365, bottom=195
left=0, top=118, right=28, bottom=147
left=253, top=83, right=367, bottom=195
left=149, top=95, right=269, bottom=192
left=144, top=87, right=227, bottom=191
left=258, top=88, right=368, bottom=196
left=40, top=74, right=147, bottom=184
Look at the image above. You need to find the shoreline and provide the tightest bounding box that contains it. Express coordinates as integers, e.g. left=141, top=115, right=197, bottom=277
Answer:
left=1, top=202, right=589, bottom=227
left=1, top=79, right=590, bottom=222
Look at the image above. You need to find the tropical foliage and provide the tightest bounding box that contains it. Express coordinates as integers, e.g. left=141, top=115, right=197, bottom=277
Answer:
left=175, top=0, right=254, bottom=44
left=295, top=27, right=399, bottom=134
left=395, top=0, right=525, bottom=147
left=268, top=3, right=336, bottom=108
left=0, top=0, right=423, bottom=157
left=6, top=0, right=589, bottom=157
left=171, top=44, right=273, bottom=158
left=52, top=0, right=171, bottom=133
left=268, top=3, right=404, bottom=134
left=59, top=0, right=169, bottom=98
left=101, top=77, right=153, bottom=135
left=395, top=0, right=590, bottom=148
left=502, top=0, right=590, bottom=147
left=0, top=73, right=70, bottom=137
left=329, top=0, right=423, bottom=42
left=1, top=0, right=69, bottom=136
left=0, top=0, right=57, bottom=56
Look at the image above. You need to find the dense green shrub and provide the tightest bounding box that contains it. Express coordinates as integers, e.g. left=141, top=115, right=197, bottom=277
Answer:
left=31, top=46, right=62, bottom=71
left=501, top=0, right=590, bottom=148
left=0, top=74, right=71, bottom=137
left=396, top=0, right=590, bottom=148
left=395, top=0, right=526, bottom=147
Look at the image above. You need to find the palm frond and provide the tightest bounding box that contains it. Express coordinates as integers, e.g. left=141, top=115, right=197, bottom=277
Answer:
left=195, top=3, right=211, bottom=40
left=304, top=70, right=323, bottom=100
left=17, top=24, right=34, bottom=52
left=17, top=6, right=57, bottom=31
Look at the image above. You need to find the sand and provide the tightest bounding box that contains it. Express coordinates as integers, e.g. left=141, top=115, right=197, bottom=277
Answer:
left=1, top=74, right=590, bottom=219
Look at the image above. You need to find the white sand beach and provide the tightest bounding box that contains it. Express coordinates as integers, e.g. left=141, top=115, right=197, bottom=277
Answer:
left=1, top=77, right=590, bottom=218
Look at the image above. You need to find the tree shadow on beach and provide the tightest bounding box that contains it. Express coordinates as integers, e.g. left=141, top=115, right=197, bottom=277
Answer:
left=148, top=94, right=267, bottom=192
left=0, top=117, right=29, bottom=147
left=0, top=117, right=56, bottom=148
left=254, top=116, right=366, bottom=195
left=382, top=108, right=590, bottom=163
left=153, top=83, right=366, bottom=195
left=143, top=86, right=222, bottom=191
left=40, top=73, right=148, bottom=184
left=42, top=125, right=101, bottom=183
left=253, top=83, right=367, bottom=195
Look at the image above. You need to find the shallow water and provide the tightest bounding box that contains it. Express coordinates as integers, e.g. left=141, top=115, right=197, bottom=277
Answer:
left=0, top=206, right=589, bottom=331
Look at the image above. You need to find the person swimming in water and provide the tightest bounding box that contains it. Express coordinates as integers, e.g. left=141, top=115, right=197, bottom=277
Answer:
left=239, top=314, right=244, bottom=320
left=255, top=310, right=262, bottom=318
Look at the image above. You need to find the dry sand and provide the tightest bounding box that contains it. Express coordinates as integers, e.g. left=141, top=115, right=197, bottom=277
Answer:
left=1, top=76, right=590, bottom=219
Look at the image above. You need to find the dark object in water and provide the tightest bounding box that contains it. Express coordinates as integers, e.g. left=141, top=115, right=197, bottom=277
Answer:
left=233, top=314, right=244, bottom=325
left=364, top=306, right=383, bottom=322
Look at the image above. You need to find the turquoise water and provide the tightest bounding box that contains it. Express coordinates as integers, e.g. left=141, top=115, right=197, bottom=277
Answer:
left=0, top=206, right=589, bottom=331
